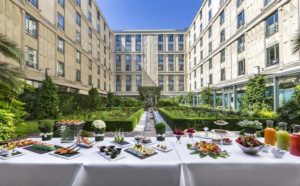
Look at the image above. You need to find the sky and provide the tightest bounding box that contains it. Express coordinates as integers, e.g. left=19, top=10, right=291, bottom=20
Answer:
left=96, top=0, right=203, bottom=31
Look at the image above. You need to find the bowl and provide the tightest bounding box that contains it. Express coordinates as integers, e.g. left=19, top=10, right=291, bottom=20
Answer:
left=271, top=148, right=286, bottom=158
left=261, top=144, right=271, bottom=153
left=236, top=142, right=263, bottom=155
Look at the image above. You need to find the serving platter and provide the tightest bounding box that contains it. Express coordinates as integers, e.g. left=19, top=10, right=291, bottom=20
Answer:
left=110, top=141, right=131, bottom=148
left=152, top=145, right=173, bottom=153
left=49, top=151, right=82, bottom=160
left=0, top=150, right=24, bottom=160
left=125, top=147, right=157, bottom=159
left=23, top=145, right=62, bottom=154
left=98, top=151, right=126, bottom=162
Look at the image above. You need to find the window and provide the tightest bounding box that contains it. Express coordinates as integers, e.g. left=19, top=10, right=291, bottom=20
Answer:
left=201, top=78, right=203, bottom=87
left=58, top=0, right=64, bottom=8
left=88, top=43, right=92, bottom=54
left=125, top=35, right=131, bottom=51
left=266, top=44, right=279, bottom=66
left=220, top=49, right=225, bottom=63
left=200, top=23, right=203, bottom=32
left=238, top=59, right=245, bottom=75
left=136, top=55, right=142, bottom=71
left=76, top=70, right=81, bottom=82
left=88, top=11, right=92, bottom=23
left=76, top=50, right=81, bottom=63
left=264, top=0, right=273, bottom=6
left=168, top=54, right=174, bottom=71
left=220, top=10, right=225, bottom=25
left=88, top=27, right=92, bottom=39
left=158, top=55, right=164, bottom=71
left=97, top=65, right=100, bottom=75
left=136, top=34, right=142, bottom=52
left=200, top=51, right=203, bottom=59
left=25, top=14, right=38, bottom=38
left=116, top=35, right=122, bottom=51
left=168, top=75, right=174, bottom=91
left=57, top=61, right=64, bottom=77
left=168, top=43, right=174, bottom=51
left=97, top=11, right=100, bottom=21
left=200, top=65, right=203, bottom=74
left=126, top=55, right=131, bottom=71
left=200, top=38, right=203, bottom=46
left=97, top=79, right=100, bottom=89
left=88, top=75, right=92, bottom=86
left=194, top=57, right=197, bottom=65
left=25, top=46, right=38, bottom=69
left=168, top=34, right=174, bottom=42
left=75, top=0, right=81, bottom=7
left=209, top=74, right=213, bottom=84
left=194, top=81, right=197, bottom=89
left=89, top=60, right=92, bottom=70
left=97, top=24, right=101, bottom=33
left=178, top=34, right=184, bottom=51
left=208, top=58, right=212, bottom=69
left=179, top=54, right=184, bottom=71
left=220, top=29, right=225, bottom=43
left=88, top=0, right=92, bottom=7
left=266, top=11, right=278, bottom=36
left=208, top=26, right=212, bottom=38
left=57, top=13, right=64, bottom=31
left=116, top=55, right=121, bottom=71
left=136, top=74, right=142, bottom=90
left=126, top=75, right=132, bottom=91
left=76, top=31, right=81, bottom=44
left=237, top=35, right=245, bottom=53
left=208, top=0, right=212, bottom=6
left=76, top=12, right=81, bottom=26
left=158, top=34, right=164, bottom=42
left=220, top=0, right=226, bottom=5
left=208, top=10, right=212, bottom=22
left=179, top=75, right=184, bottom=91
left=237, top=11, right=245, bottom=29
left=57, top=37, right=64, bottom=53
left=116, top=75, right=121, bottom=92
left=208, top=42, right=212, bottom=53
left=237, top=0, right=243, bottom=7
left=29, top=0, right=38, bottom=8
left=221, top=68, right=226, bottom=81
left=158, top=75, right=164, bottom=91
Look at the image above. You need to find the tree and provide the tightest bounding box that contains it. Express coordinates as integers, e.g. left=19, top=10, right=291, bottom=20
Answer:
left=200, top=87, right=213, bottom=106
left=88, top=88, right=103, bottom=111
left=0, top=34, right=24, bottom=92
left=36, top=78, right=59, bottom=119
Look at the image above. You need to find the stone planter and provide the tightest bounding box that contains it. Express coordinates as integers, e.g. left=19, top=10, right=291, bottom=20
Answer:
left=95, top=128, right=105, bottom=141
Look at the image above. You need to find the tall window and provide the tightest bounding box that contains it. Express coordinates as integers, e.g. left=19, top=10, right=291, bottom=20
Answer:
left=208, top=10, right=212, bottom=22
left=179, top=75, right=184, bottom=91
left=75, top=0, right=81, bottom=7
left=88, top=11, right=92, bottom=23
left=237, top=0, right=243, bottom=7
left=136, top=35, right=141, bottom=52
left=88, top=75, right=92, bottom=86
left=76, top=31, right=81, bottom=44
left=201, top=78, right=203, bottom=87
left=179, top=54, right=184, bottom=71
left=237, top=35, right=245, bottom=53
left=58, top=0, right=64, bottom=8
left=264, top=0, right=273, bottom=6
left=266, top=11, right=278, bottom=36
left=237, top=10, right=245, bottom=29
left=116, top=75, right=121, bottom=92
left=97, top=65, right=100, bottom=75
left=221, top=68, right=226, bottom=81
left=158, top=55, right=164, bottom=71
left=208, top=42, right=212, bottom=53
left=57, top=61, right=64, bottom=77
left=125, top=35, right=131, bottom=51
left=76, top=12, right=81, bottom=26
left=126, top=75, right=132, bottom=91
left=88, top=27, right=92, bottom=39
left=238, top=59, right=245, bottom=75
left=126, top=55, right=131, bottom=71
left=220, top=29, right=225, bottom=43
left=220, top=10, right=225, bottom=25
left=57, top=13, right=64, bottom=31
left=116, top=35, right=122, bottom=51
left=25, top=14, right=37, bottom=38
left=116, top=55, right=121, bottom=71
left=168, top=34, right=174, bottom=51
left=76, top=70, right=81, bottom=82
left=208, top=58, right=212, bottom=69
left=25, top=46, right=38, bottom=69
left=220, top=49, right=225, bottom=63
left=208, top=26, right=212, bottom=38
left=89, top=60, right=92, bottom=70
left=266, top=44, right=279, bottom=66
left=178, top=34, right=184, bottom=51
left=136, top=74, right=142, bottom=90
left=168, top=54, right=174, bottom=71
left=209, top=74, right=213, bottom=84
left=168, top=75, right=174, bottom=91
left=28, top=0, right=38, bottom=8
left=76, top=50, right=81, bottom=63
left=158, top=75, right=164, bottom=91
left=57, top=37, right=64, bottom=53
left=158, top=34, right=164, bottom=51
left=136, top=55, right=142, bottom=71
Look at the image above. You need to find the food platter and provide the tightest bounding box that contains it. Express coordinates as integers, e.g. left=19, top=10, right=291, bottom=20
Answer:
left=111, top=141, right=131, bottom=148
left=97, top=145, right=125, bottom=161
left=152, top=144, right=173, bottom=152
left=0, top=150, right=24, bottom=160
left=49, top=146, right=82, bottom=160
left=23, top=144, right=62, bottom=154
left=125, top=145, right=157, bottom=159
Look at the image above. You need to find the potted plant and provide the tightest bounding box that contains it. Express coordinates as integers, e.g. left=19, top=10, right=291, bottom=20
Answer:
left=93, top=120, right=106, bottom=141
left=155, top=123, right=166, bottom=141
left=237, top=120, right=263, bottom=134
left=38, top=120, right=54, bottom=141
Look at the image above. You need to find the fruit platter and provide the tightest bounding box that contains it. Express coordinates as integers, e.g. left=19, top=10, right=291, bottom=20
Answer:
left=212, top=138, right=232, bottom=145
left=125, top=144, right=157, bottom=159
left=98, top=145, right=125, bottom=161
left=0, top=143, right=24, bottom=160
left=236, top=135, right=264, bottom=155
left=187, top=141, right=230, bottom=159
left=50, top=145, right=81, bottom=159
left=23, top=142, right=62, bottom=154
left=153, top=143, right=173, bottom=152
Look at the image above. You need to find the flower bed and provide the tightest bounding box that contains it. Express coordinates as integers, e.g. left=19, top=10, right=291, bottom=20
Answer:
left=158, top=107, right=277, bottom=131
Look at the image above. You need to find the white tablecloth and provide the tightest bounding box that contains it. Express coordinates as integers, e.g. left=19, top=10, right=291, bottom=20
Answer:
left=1, top=137, right=300, bottom=186
left=174, top=137, right=300, bottom=186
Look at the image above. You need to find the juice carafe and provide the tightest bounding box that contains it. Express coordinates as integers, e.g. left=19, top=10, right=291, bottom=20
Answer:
left=290, top=125, right=300, bottom=156
left=264, top=120, right=276, bottom=145
left=276, top=122, right=290, bottom=150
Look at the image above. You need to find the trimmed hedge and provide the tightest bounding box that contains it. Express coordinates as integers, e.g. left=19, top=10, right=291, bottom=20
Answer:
left=158, top=108, right=277, bottom=131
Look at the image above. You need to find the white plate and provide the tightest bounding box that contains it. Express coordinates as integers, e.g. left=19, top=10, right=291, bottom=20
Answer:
left=49, top=152, right=82, bottom=160
left=152, top=146, right=173, bottom=153
left=110, top=141, right=132, bottom=148
left=0, top=151, right=24, bottom=160
left=98, top=151, right=126, bottom=162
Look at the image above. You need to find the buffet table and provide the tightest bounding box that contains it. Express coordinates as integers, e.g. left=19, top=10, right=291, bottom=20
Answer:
left=1, top=137, right=300, bottom=186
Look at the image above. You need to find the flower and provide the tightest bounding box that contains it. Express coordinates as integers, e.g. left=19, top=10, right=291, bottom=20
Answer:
left=237, top=120, right=263, bottom=130
left=92, top=120, right=106, bottom=129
